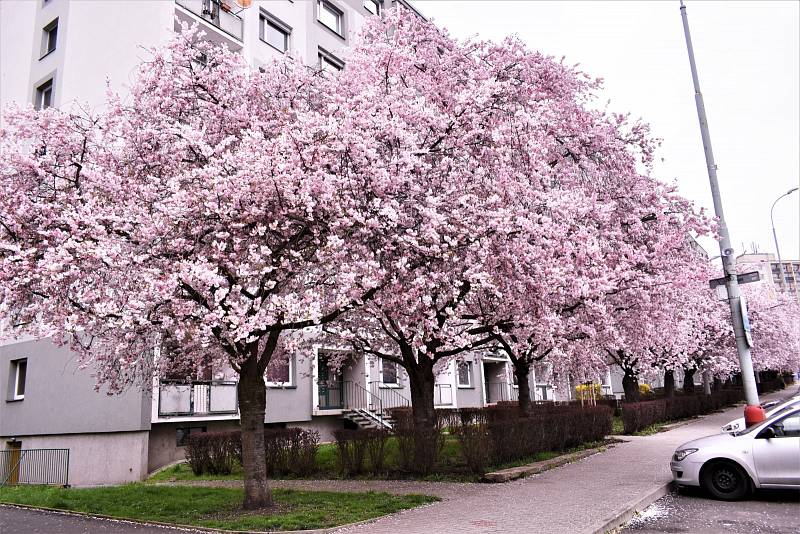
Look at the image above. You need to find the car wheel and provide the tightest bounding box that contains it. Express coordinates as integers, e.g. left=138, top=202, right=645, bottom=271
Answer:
left=701, top=461, right=750, bottom=500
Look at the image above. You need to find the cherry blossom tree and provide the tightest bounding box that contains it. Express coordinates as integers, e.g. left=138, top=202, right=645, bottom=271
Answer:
left=0, top=26, right=389, bottom=508
left=742, top=284, right=800, bottom=375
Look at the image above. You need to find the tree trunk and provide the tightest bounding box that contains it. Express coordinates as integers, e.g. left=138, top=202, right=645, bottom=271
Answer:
left=237, top=358, right=272, bottom=509
left=512, top=358, right=532, bottom=417
left=683, top=367, right=696, bottom=394
left=702, top=370, right=712, bottom=395
left=622, top=368, right=640, bottom=403
left=663, top=370, right=675, bottom=398
left=405, top=355, right=438, bottom=474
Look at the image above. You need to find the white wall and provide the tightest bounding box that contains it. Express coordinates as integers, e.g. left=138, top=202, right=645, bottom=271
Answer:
left=3, top=431, right=149, bottom=487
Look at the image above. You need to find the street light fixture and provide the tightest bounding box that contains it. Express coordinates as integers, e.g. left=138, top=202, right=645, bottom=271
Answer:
left=770, top=187, right=799, bottom=292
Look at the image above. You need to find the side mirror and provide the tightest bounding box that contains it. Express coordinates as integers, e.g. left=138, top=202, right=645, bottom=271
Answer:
left=758, top=427, right=776, bottom=439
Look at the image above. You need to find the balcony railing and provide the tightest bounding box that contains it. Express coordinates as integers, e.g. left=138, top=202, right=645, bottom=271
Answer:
left=434, top=383, right=453, bottom=406
left=318, top=381, right=411, bottom=413
left=158, top=379, right=238, bottom=417
left=486, top=381, right=514, bottom=404
left=176, top=0, right=243, bottom=41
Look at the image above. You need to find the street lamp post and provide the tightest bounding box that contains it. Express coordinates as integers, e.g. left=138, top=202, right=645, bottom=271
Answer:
left=770, top=188, right=799, bottom=292
left=679, top=1, right=765, bottom=425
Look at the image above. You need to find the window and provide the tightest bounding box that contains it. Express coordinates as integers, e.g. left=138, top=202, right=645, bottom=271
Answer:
left=363, top=0, right=380, bottom=15
left=380, top=358, right=399, bottom=386
left=318, top=48, right=343, bottom=72
left=11, top=359, right=27, bottom=400
left=41, top=18, right=58, bottom=58
left=266, top=355, right=293, bottom=386
left=260, top=12, right=290, bottom=53
left=317, top=0, right=343, bottom=36
left=457, top=361, right=472, bottom=388
left=771, top=413, right=800, bottom=438
left=176, top=426, right=207, bottom=447
left=35, top=79, right=53, bottom=110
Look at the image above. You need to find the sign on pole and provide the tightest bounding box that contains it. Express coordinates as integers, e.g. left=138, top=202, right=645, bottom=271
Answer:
left=740, top=293, right=753, bottom=347
left=709, top=271, right=760, bottom=290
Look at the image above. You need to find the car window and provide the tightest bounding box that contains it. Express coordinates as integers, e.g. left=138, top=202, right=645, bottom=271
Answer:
left=773, top=413, right=800, bottom=438
left=738, top=407, right=799, bottom=436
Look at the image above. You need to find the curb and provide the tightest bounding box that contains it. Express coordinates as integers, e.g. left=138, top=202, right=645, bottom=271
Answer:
left=0, top=500, right=438, bottom=534
left=586, top=481, right=674, bottom=534
left=481, top=445, right=611, bottom=483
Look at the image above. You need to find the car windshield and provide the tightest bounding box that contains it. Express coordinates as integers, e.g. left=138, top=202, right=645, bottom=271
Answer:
left=736, top=406, right=800, bottom=436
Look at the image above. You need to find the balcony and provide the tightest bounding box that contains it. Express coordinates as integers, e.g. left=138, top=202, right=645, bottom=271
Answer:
left=486, top=381, right=515, bottom=404
left=157, top=379, right=238, bottom=417
left=434, top=383, right=453, bottom=406
left=175, top=0, right=243, bottom=42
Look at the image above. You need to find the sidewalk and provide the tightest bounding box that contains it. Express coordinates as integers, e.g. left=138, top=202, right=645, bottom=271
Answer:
left=334, top=388, right=793, bottom=534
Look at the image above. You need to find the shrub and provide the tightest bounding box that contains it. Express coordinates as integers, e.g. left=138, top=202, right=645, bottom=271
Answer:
left=575, top=383, right=603, bottom=402
left=451, top=422, right=491, bottom=475
left=185, top=431, right=240, bottom=475
left=364, top=428, right=390, bottom=473
left=332, top=428, right=390, bottom=476
left=622, top=389, right=745, bottom=434
left=333, top=429, right=368, bottom=475
left=264, top=427, right=320, bottom=476
left=446, top=404, right=612, bottom=474
left=388, top=407, right=446, bottom=475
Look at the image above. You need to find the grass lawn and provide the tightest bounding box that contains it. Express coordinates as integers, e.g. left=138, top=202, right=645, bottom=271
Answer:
left=0, top=484, right=437, bottom=531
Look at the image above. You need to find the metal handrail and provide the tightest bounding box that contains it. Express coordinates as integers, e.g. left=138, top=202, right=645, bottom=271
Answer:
left=344, top=381, right=389, bottom=426
left=370, top=381, right=411, bottom=411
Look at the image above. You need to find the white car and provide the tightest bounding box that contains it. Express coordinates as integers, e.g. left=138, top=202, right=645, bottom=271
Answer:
left=671, top=406, right=800, bottom=500
left=721, top=395, right=800, bottom=433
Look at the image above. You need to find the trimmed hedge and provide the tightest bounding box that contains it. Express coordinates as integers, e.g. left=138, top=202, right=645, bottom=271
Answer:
left=385, top=408, right=448, bottom=475
left=185, top=428, right=319, bottom=477
left=185, top=431, right=241, bottom=475
left=333, top=428, right=390, bottom=475
left=621, top=389, right=743, bottom=434
left=445, top=404, right=612, bottom=475
left=264, top=428, right=319, bottom=477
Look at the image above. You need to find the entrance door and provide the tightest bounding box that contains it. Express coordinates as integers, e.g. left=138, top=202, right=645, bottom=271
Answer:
left=317, top=353, right=343, bottom=409
left=5, top=441, right=22, bottom=485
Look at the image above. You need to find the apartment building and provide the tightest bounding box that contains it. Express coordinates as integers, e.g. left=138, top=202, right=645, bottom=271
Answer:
left=737, top=252, right=800, bottom=302
left=0, top=0, right=560, bottom=487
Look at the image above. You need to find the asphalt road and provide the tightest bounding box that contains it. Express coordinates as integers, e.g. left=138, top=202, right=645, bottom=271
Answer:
left=621, top=487, right=800, bottom=534
left=0, top=505, right=199, bottom=534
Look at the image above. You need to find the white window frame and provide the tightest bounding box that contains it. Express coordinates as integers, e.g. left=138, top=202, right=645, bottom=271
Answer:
left=363, top=0, right=380, bottom=15
left=40, top=18, right=58, bottom=59
left=35, top=78, right=53, bottom=110
left=457, top=361, right=472, bottom=388
left=318, top=48, right=343, bottom=73
left=379, top=357, right=400, bottom=388
left=12, top=359, right=27, bottom=400
left=259, top=11, right=291, bottom=53
left=317, top=0, right=344, bottom=37
left=265, top=354, right=294, bottom=387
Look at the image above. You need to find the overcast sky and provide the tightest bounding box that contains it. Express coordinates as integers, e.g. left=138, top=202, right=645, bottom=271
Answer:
left=417, top=0, right=800, bottom=260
